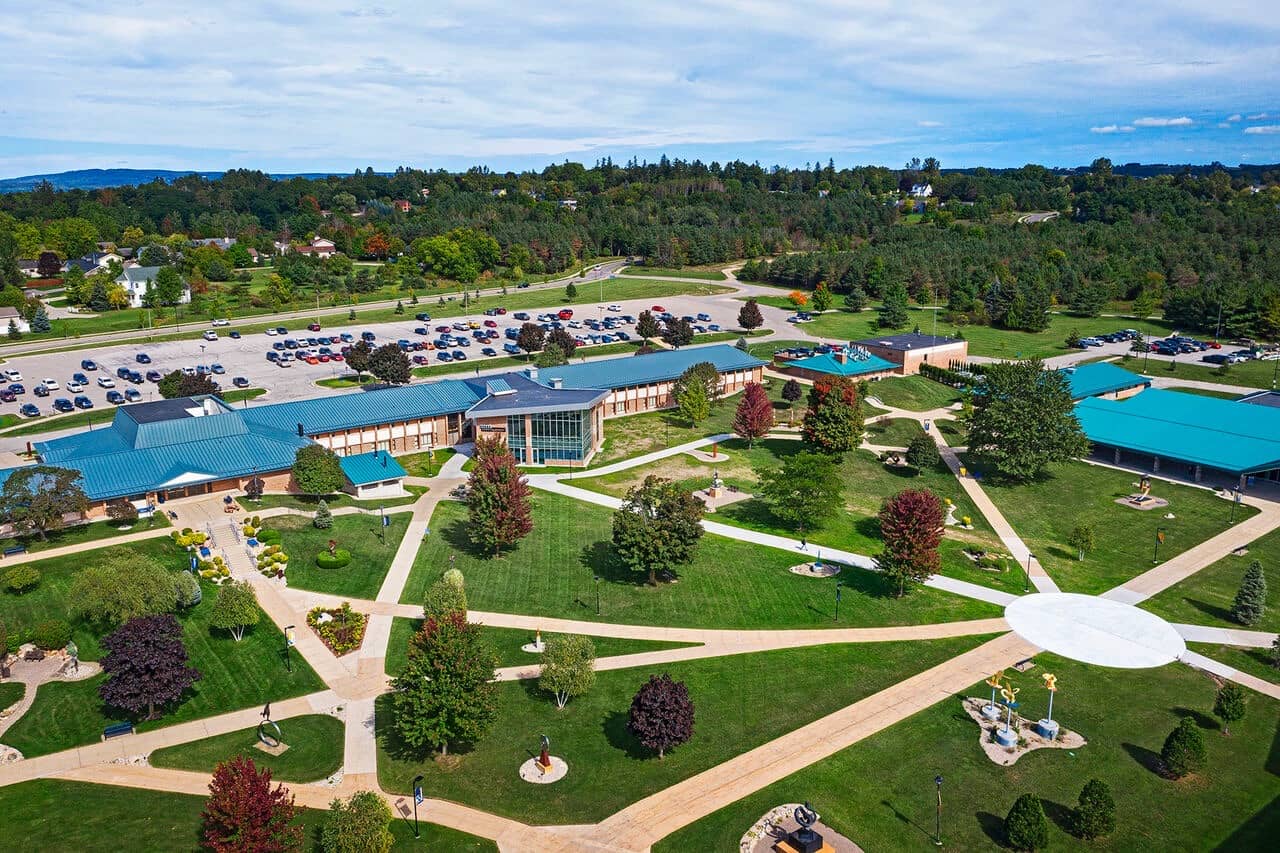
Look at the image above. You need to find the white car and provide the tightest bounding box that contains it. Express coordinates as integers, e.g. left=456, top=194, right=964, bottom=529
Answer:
left=41, top=378, right=59, bottom=390
left=277, top=357, right=293, bottom=368
left=97, top=376, right=116, bottom=388
left=607, top=304, right=622, bottom=312
left=66, top=381, right=85, bottom=393
left=211, top=318, right=230, bottom=327
left=265, top=327, right=278, bottom=336
left=202, top=330, right=218, bottom=341
left=181, top=366, right=196, bottom=376
left=2, top=369, right=21, bottom=381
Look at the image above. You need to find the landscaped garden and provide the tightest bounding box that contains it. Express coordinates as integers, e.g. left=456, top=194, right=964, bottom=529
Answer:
left=375, top=635, right=994, bottom=824
left=404, top=494, right=1001, bottom=629
left=149, top=713, right=345, bottom=782
left=865, top=375, right=964, bottom=412
left=271, top=511, right=411, bottom=599
left=653, top=654, right=1280, bottom=851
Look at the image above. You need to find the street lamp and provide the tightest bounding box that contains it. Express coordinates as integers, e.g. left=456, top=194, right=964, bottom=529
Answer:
left=1023, top=552, right=1033, bottom=593
left=284, top=625, right=295, bottom=673
left=1152, top=526, right=1167, bottom=564
left=593, top=575, right=601, bottom=615
left=411, top=774, right=424, bottom=838
left=934, top=775, right=943, bottom=846
left=833, top=580, right=843, bottom=622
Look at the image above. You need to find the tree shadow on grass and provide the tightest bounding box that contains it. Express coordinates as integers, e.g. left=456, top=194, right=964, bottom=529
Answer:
left=1183, top=598, right=1234, bottom=623
left=975, top=811, right=1007, bottom=847
left=1122, top=741, right=1164, bottom=777
left=1172, top=706, right=1220, bottom=731
left=602, top=709, right=650, bottom=760
left=579, top=540, right=649, bottom=588
left=879, top=800, right=935, bottom=843
left=1040, top=798, right=1076, bottom=836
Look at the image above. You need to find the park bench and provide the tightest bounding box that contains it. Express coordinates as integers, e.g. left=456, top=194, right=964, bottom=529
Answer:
left=2, top=545, right=26, bottom=557
left=102, top=721, right=134, bottom=740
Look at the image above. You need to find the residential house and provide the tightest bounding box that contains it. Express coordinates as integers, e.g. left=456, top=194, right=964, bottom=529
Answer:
left=910, top=183, right=933, bottom=198
left=193, top=237, right=236, bottom=250
left=558, top=199, right=578, bottom=210
left=392, top=199, right=411, bottom=212
left=0, top=307, right=30, bottom=333
left=64, top=251, right=122, bottom=275
left=294, top=238, right=338, bottom=259
left=17, top=260, right=40, bottom=278
left=489, top=188, right=508, bottom=198
left=419, top=187, right=431, bottom=199
left=115, top=265, right=191, bottom=309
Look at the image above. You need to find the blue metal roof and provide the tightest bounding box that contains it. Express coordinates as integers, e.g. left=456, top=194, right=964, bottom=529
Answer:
left=339, top=450, right=407, bottom=486
left=1061, top=362, right=1150, bottom=400
left=241, top=380, right=484, bottom=436
left=1075, top=389, right=1280, bottom=475
left=536, top=344, right=765, bottom=390
left=485, top=379, right=513, bottom=395
left=788, top=351, right=898, bottom=377
left=467, top=372, right=608, bottom=417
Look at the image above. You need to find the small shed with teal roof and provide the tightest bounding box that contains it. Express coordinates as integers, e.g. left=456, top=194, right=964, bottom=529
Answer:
left=338, top=450, right=408, bottom=500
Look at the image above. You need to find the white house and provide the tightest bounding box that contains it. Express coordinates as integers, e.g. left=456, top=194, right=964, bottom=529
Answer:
left=558, top=199, right=578, bottom=210
left=294, top=237, right=338, bottom=259
left=0, top=307, right=30, bottom=333
left=116, top=266, right=191, bottom=309
left=910, top=183, right=933, bottom=198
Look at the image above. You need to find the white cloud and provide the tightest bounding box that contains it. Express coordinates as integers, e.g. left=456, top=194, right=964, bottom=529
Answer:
left=1247, top=112, right=1271, bottom=120
left=1091, top=124, right=1134, bottom=133
left=1226, top=113, right=1242, bottom=121
left=917, top=120, right=943, bottom=127
left=1243, top=125, right=1280, bottom=135
left=1132, top=116, right=1193, bottom=127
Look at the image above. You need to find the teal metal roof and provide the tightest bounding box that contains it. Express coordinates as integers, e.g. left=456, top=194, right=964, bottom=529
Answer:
left=242, top=379, right=484, bottom=436
left=536, top=344, right=765, bottom=390
left=1061, top=363, right=1150, bottom=400
left=1075, top=389, right=1280, bottom=474
left=788, top=351, right=898, bottom=377
left=339, top=450, right=407, bottom=485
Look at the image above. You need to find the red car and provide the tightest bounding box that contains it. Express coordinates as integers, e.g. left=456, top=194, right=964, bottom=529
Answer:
left=495, top=307, right=507, bottom=314
left=557, top=309, right=574, bottom=320
left=651, top=305, right=665, bottom=313
left=1206, top=341, right=1222, bottom=349
left=331, top=353, right=345, bottom=362
left=307, top=322, right=322, bottom=332
left=483, top=319, right=498, bottom=328
left=435, top=325, right=451, bottom=333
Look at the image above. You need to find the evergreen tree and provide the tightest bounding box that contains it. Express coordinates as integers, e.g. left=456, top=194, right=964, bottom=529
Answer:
left=6, top=320, right=19, bottom=340
left=312, top=499, right=333, bottom=529
left=843, top=286, right=867, bottom=311
left=1230, top=560, right=1266, bottom=626
left=1072, top=778, right=1116, bottom=839
left=1161, top=716, right=1207, bottom=778
left=1005, top=793, right=1049, bottom=851
left=811, top=282, right=833, bottom=312
left=565, top=280, right=578, bottom=299
left=877, top=278, right=910, bottom=329
left=30, top=306, right=51, bottom=333
left=1213, top=683, right=1246, bottom=735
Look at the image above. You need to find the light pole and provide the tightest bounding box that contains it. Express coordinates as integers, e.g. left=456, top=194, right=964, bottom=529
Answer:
left=284, top=625, right=295, bottom=673
left=593, top=575, right=601, bottom=615
left=411, top=774, right=424, bottom=838
left=1153, top=526, right=1167, bottom=564
left=1023, top=552, right=1032, bottom=593
left=1229, top=489, right=1241, bottom=525
left=833, top=580, right=842, bottom=622
left=934, top=775, right=943, bottom=846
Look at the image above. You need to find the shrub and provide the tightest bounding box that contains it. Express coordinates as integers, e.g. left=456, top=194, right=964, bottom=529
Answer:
left=257, top=528, right=282, bottom=546
left=3, top=565, right=41, bottom=593
left=174, top=572, right=202, bottom=608
left=442, top=568, right=465, bottom=589
left=1072, top=778, right=1116, bottom=839
left=905, top=433, right=941, bottom=471
left=251, top=515, right=261, bottom=527
left=313, top=500, right=333, bottom=530
left=307, top=603, right=367, bottom=655
left=31, top=618, right=72, bottom=650
left=1161, top=716, right=1206, bottom=778
left=315, top=549, right=352, bottom=570
left=424, top=577, right=467, bottom=620
left=321, top=790, right=393, bottom=853
left=1005, top=793, right=1049, bottom=851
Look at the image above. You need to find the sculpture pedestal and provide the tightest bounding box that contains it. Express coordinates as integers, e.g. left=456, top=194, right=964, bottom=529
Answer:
left=774, top=830, right=831, bottom=853
left=1035, top=719, right=1060, bottom=740
left=518, top=756, right=567, bottom=784
left=520, top=641, right=545, bottom=653
left=994, top=727, right=1019, bottom=748
left=980, top=703, right=1001, bottom=721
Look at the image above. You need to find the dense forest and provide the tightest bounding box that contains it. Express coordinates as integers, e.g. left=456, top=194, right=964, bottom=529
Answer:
left=0, top=156, right=1277, bottom=339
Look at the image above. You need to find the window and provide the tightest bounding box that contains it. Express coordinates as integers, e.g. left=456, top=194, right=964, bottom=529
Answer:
left=505, top=408, right=594, bottom=464
left=506, top=414, right=526, bottom=463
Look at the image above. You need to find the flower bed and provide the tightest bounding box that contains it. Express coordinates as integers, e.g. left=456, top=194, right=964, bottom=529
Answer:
left=307, top=602, right=367, bottom=655
left=256, top=541, right=289, bottom=578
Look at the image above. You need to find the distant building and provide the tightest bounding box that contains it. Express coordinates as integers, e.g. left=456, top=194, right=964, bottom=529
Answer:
left=63, top=251, right=122, bottom=275
left=1059, top=363, right=1150, bottom=402
left=294, top=237, right=337, bottom=259
left=17, top=259, right=39, bottom=278
left=392, top=199, right=411, bottom=212
left=910, top=183, right=933, bottom=198
left=192, top=237, right=236, bottom=250
left=853, top=332, right=967, bottom=375
left=489, top=188, right=508, bottom=198
left=0, top=307, right=30, bottom=333
left=115, top=266, right=191, bottom=309
left=419, top=187, right=431, bottom=199
left=777, top=347, right=898, bottom=382
left=558, top=199, right=578, bottom=210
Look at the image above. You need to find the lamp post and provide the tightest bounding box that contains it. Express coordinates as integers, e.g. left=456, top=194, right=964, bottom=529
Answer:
left=833, top=580, right=842, bottom=623
left=1229, top=489, right=1241, bottom=525
left=934, top=775, right=943, bottom=846
left=284, top=625, right=295, bottom=673
left=411, top=774, right=424, bottom=838
left=593, top=575, right=601, bottom=615
left=1153, top=526, right=1167, bottom=564
left=1023, top=552, right=1032, bottom=593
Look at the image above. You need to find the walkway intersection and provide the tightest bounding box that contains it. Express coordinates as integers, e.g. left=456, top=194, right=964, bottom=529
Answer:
left=2, top=265, right=1278, bottom=850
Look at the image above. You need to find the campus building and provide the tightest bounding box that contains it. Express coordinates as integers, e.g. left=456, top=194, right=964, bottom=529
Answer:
left=853, top=333, right=968, bottom=375
left=14, top=345, right=765, bottom=514
left=777, top=348, right=899, bottom=383
left=1061, top=362, right=1151, bottom=401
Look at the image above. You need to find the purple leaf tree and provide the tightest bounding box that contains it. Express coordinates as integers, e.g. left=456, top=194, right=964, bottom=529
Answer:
left=98, top=614, right=201, bottom=720
left=627, top=672, right=695, bottom=758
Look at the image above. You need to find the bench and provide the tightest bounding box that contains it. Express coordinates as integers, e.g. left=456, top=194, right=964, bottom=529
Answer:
left=102, top=721, right=135, bottom=740
left=2, top=545, right=26, bottom=557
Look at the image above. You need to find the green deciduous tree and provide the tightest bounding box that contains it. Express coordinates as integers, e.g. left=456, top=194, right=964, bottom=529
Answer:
left=1068, top=523, right=1096, bottom=561
left=423, top=573, right=468, bottom=621
left=811, top=282, right=833, bottom=312
left=1072, top=778, right=1116, bottom=840
left=968, top=359, right=1089, bottom=481
left=158, top=369, right=219, bottom=400
left=611, top=476, right=705, bottom=585
left=292, top=445, right=344, bottom=496
left=802, top=376, right=865, bottom=455
left=209, top=580, right=261, bottom=642
left=70, top=551, right=178, bottom=627
left=536, top=342, right=569, bottom=368
left=539, top=634, right=596, bottom=709
left=756, top=451, right=842, bottom=538
left=0, top=465, right=89, bottom=541
left=321, top=790, right=393, bottom=853
left=1230, top=560, right=1266, bottom=626
left=391, top=613, right=498, bottom=755
left=1005, top=793, right=1049, bottom=851
left=1213, top=683, right=1246, bottom=735
left=368, top=343, right=410, bottom=385
left=905, top=433, right=940, bottom=471
left=675, top=379, right=709, bottom=426
left=636, top=310, right=660, bottom=342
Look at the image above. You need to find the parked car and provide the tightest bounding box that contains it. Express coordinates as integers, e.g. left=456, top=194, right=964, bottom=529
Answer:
left=135, top=352, right=151, bottom=364
left=202, top=330, right=218, bottom=341
left=124, top=388, right=142, bottom=402
left=146, top=370, right=162, bottom=382
left=19, top=403, right=39, bottom=417
left=513, top=312, right=530, bottom=320
left=0, top=390, right=14, bottom=403
left=66, top=381, right=85, bottom=393
left=52, top=397, right=74, bottom=412
left=33, top=384, right=48, bottom=397
left=307, top=322, right=322, bottom=332
left=80, top=359, right=98, bottom=371
left=41, top=378, right=60, bottom=390
left=1202, top=353, right=1232, bottom=365
left=210, top=363, right=225, bottom=374
left=437, top=351, right=453, bottom=362
left=451, top=349, right=467, bottom=361
left=1, top=369, right=21, bottom=382
left=275, top=326, right=288, bottom=335
left=7, top=383, right=23, bottom=395
left=481, top=347, right=497, bottom=357
left=415, top=313, right=432, bottom=322
left=106, top=390, right=125, bottom=404
left=229, top=330, right=242, bottom=339
left=265, top=327, right=278, bottom=336
left=503, top=342, right=522, bottom=354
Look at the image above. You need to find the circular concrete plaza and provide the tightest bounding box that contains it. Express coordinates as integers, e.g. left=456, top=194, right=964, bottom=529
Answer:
left=1005, top=593, right=1186, bottom=669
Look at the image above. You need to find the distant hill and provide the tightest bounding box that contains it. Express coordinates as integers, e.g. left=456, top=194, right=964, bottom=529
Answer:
left=0, top=168, right=385, bottom=193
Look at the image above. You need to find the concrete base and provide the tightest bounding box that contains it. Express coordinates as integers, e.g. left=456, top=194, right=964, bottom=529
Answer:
left=255, top=740, right=290, bottom=756
left=519, top=756, right=567, bottom=784
left=520, top=642, right=545, bottom=654
left=993, top=727, right=1019, bottom=748
left=1035, top=719, right=1060, bottom=740
left=980, top=703, right=1001, bottom=721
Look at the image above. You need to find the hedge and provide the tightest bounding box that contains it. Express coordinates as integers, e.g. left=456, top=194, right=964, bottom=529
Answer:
left=2, top=565, right=41, bottom=593
left=315, top=549, right=353, bottom=570
left=31, top=619, right=72, bottom=651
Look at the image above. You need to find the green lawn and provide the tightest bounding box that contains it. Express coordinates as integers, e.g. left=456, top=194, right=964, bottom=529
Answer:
left=1189, top=643, right=1279, bottom=685
left=315, top=375, right=376, bottom=389
left=250, top=486, right=424, bottom=512
left=149, top=714, right=344, bottom=782
left=619, top=266, right=727, bottom=280
left=404, top=493, right=1000, bottom=629
left=0, top=780, right=497, bottom=852
left=2, top=550, right=325, bottom=756
left=1, top=406, right=123, bottom=436
left=0, top=513, right=169, bottom=555
left=865, top=417, right=926, bottom=447
left=376, top=635, right=991, bottom=824
left=937, top=418, right=967, bottom=443
left=1143, top=526, right=1280, bottom=634
left=1165, top=385, right=1243, bottom=400
left=220, top=387, right=267, bottom=404
left=746, top=338, right=811, bottom=359
left=0, top=680, right=25, bottom=710
left=385, top=617, right=699, bottom=675
left=272, top=512, right=410, bottom=599
left=969, top=458, right=1255, bottom=594
left=398, top=448, right=457, bottom=477
left=655, top=653, right=1280, bottom=852
left=866, top=375, right=965, bottom=412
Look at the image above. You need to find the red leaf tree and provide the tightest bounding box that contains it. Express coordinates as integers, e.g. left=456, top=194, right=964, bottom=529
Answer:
left=201, top=756, right=303, bottom=853
left=732, top=382, right=774, bottom=446
left=98, top=614, right=200, bottom=720
left=801, top=375, right=865, bottom=455
left=627, top=673, right=695, bottom=758
left=467, top=435, right=534, bottom=555
left=877, top=488, right=945, bottom=597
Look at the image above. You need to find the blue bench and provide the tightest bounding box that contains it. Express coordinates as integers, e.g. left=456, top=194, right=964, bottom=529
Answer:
left=2, top=545, right=26, bottom=557
left=102, top=721, right=134, bottom=740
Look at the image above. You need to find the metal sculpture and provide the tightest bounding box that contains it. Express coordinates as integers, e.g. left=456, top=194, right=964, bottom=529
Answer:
left=257, top=718, right=283, bottom=748
left=998, top=680, right=1020, bottom=745
left=983, top=671, right=1004, bottom=718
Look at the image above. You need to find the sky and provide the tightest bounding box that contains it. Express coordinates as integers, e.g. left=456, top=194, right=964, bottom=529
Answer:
left=1, top=1, right=1279, bottom=177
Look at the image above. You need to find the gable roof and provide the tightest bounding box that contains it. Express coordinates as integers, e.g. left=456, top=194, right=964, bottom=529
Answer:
left=339, top=450, right=407, bottom=485
left=536, top=344, right=764, bottom=390
left=466, top=371, right=607, bottom=417
left=1060, top=362, right=1151, bottom=400
left=1074, top=389, right=1280, bottom=475
left=788, top=351, right=897, bottom=377
left=118, top=266, right=162, bottom=285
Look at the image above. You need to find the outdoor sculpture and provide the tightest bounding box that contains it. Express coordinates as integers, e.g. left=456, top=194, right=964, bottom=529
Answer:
left=982, top=671, right=1004, bottom=720
left=1036, top=673, right=1060, bottom=739
left=327, top=538, right=338, bottom=557
left=995, top=680, right=1020, bottom=747
left=782, top=802, right=824, bottom=853
left=538, top=734, right=551, bottom=772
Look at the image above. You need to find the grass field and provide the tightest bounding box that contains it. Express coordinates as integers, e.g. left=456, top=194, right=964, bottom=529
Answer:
left=1164, top=385, right=1243, bottom=400
left=376, top=636, right=991, bottom=824
left=249, top=486, right=424, bottom=512
left=315, top=374, right=375, bottom=389
left=270, top=512, right=410, bottom=599
left=0, top=780, right=497, bottom=852
left=149, top=714, right=344, bottom=782
left=0, top=681, right=25, bottom=711
left=968, top=458, right=1255, bottom=594
left=619, top=266, right=727, bottom=280
left=1188, top=643, right=1279, bottom=685
left=0, top=513, right=169, bottom=555
left=867, top=375, right=965, bottom=411
left=865, top=417, right=927, bottom=447
left=1142, top=526, right=1280, bottom=634
left=403, top=493, right=1001, bottom=629
left=384, top=618, right=700, bottom=674
left=654, top=653, right=1280, bottom=852
left=398, top=447, right=457, bottom=477
left=220, top=387, right=267, bottom=404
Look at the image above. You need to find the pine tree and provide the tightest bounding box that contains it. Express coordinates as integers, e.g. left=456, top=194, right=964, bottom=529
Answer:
left=1161, top=716, right=1206, bottom=778
left=1005, top=793, right=1049, bottom=851
left=313, top=499, right=333, bottom=529
left=565, top=280, right=578, bottom=299
left=30, top=306, right=51, bottom=333
left=1230, top=560, right=1266, bottom=626
left=1072, top=778, right=1116, bottom=839
left=732, top=382, right=774, bottom=446
left=877, top=278, right=910, bottom=329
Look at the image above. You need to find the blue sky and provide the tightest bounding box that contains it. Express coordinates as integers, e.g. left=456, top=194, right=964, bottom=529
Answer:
left=1, top=1, right=1279, bottom=177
